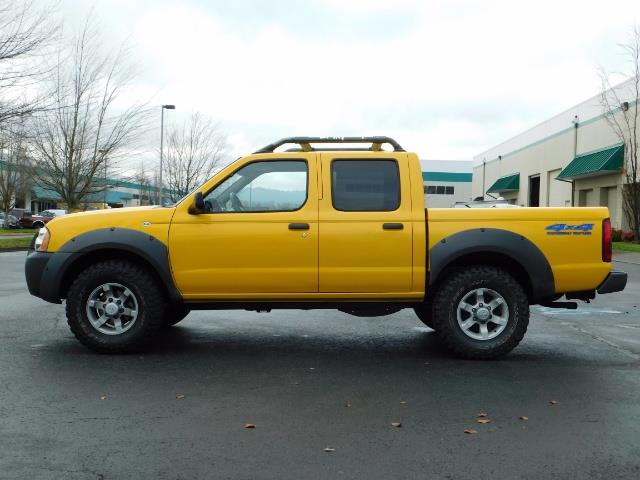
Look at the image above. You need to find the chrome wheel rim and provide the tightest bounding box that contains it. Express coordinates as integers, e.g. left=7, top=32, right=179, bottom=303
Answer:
left=85, top=282, right=139, bottom=335
left=456, top=288, right=509, bottom=341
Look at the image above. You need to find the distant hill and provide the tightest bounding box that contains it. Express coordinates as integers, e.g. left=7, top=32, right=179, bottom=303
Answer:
left=237, top=187, right=306, bottom=210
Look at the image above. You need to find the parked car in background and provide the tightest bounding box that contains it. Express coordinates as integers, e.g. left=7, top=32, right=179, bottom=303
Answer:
left=453, top=199, right=520, bottom=208
left=0, top=213, right=21, bottom=229
left=19, top=209, right=68, bottom=229
left=14, top=210, right=41, bottom=229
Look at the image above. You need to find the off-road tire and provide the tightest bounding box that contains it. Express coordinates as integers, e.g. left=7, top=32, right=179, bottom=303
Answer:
left=164, top=305, right=190, bottom=327
left=432, top=265, right=529, bottom=359
left=66, top=260, right=167, bottom=353
left=414, top=300, right=434, bottom=329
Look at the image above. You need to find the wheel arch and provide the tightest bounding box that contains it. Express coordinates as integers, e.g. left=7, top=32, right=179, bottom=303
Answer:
left=41, top=228, right=182, bottom=304
left=59, top=248, right=173, bottom=301
left=428, top=228, right=555, bottom=303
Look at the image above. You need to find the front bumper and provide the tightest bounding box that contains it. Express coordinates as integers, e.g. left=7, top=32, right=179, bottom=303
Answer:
left=25, top=251, right=52, bottom=298
left=597, top=270, right=628, bottom=294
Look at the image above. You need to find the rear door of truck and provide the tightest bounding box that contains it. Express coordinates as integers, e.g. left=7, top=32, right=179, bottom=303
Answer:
left=318, top=152, right=414, bottom=293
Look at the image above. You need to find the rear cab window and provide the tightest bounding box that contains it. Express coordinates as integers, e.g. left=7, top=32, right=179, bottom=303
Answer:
left=331, top=159, right=400, bottom=211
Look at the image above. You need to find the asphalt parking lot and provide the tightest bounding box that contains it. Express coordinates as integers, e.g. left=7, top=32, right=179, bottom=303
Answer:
left=1, top=252, right=639, bottom=480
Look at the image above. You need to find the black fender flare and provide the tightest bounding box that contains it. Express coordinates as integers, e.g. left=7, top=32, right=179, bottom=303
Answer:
left=39, top=228, right=181, bottom=304
left=429, top=228, right=555, bottom=301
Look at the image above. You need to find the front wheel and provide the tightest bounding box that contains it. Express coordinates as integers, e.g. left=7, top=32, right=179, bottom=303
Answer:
left=432, top=266, right=529, bottom=359
left=66, top=260, right=167, bottom=353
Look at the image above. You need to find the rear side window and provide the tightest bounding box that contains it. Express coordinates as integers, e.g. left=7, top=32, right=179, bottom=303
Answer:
left=331, top=160, right=400, bottom=211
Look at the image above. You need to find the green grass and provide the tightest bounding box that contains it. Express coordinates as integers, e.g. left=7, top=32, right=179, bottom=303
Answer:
left=613, top=241, right=640, bottom=253
left=0, top=237, right=32, bottom=249
left=0, top=229, right=35, bottom=236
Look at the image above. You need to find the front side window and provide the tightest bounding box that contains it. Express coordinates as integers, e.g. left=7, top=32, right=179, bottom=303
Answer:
left=331, top=159, right=400, bottom=211
left=203, top=160, right=307, bottom=213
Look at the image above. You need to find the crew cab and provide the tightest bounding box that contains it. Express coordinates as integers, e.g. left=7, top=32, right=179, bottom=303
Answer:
left=24, top=137, right=627, bottom=358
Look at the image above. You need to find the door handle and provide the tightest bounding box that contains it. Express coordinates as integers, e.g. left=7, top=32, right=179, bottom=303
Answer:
left=289, top=223, right=310, bottom=230
left=383, top=223, right=404, bottom=230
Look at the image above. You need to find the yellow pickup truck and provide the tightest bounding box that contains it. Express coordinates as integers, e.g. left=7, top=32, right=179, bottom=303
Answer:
left=25, top=137, right=627, bottom=358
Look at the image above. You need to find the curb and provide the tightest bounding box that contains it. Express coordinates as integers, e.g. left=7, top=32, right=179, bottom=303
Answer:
left=0, top=247, right=29, bottom=253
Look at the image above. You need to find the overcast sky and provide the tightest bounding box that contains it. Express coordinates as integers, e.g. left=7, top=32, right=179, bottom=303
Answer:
left=52, top=0, right=639, bottom=163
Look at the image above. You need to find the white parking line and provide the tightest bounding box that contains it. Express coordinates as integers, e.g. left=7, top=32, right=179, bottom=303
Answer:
left=532, top=306, right=623, bottom=316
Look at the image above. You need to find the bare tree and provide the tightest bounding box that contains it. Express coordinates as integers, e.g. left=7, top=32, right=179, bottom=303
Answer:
left=600, top=24, right=640, bottom=241
left=30, top=16, right=149, bottom=211
left=0, top=121, right=31, bottom=228
left=0, top=0, right=57, bottom=130
left=134, top=162, right=153, bottom=206
left=164, top=112, right=227, bottom=202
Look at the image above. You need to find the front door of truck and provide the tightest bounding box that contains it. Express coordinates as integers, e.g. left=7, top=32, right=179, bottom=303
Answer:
left=318, top=153, right=414, bottom=293
left=169, top=153, right=318, bottom=299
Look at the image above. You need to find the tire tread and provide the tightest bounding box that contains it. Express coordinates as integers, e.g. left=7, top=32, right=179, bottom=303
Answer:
left=66, top=260, right=166, bottom=353
left=431, top=265, right=529, bottom=359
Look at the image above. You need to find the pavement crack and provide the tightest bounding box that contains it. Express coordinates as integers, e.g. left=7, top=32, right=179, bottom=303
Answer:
left=563, top=322, right=640, bottom=360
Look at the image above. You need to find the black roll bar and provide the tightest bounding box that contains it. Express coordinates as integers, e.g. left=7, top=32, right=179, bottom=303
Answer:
left=253, top=136, right=406, bottom=154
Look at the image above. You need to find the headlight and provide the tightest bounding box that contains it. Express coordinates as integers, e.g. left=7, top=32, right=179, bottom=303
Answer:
left=34, top=227, right=50, bottom=252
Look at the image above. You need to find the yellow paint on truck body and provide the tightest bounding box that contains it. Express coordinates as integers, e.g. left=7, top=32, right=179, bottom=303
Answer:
left=46, top=206, right=174, bottom=252
left=41, top=151, right=611, bottom=302
left=427, top=207, right=610, bottom=293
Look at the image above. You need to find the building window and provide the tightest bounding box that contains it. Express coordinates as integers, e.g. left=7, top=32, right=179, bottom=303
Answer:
left=424, top=184, right=456, bottom=195
left=132, top=194, right=140, bottom=200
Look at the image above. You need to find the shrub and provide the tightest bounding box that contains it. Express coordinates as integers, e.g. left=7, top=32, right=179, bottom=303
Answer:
left=612, top=229, right=623, bottom=242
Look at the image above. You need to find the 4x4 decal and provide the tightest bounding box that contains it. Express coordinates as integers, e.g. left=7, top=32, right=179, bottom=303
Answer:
left=545, top=223, right=594, bottom=236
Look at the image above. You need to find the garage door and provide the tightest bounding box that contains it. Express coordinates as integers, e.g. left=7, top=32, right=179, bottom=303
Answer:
left=547, top=169, right=571, bottom=206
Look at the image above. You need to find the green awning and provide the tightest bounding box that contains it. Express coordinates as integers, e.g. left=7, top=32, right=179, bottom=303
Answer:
left=82, top=190, right=133, bottom=204
left=487, top=173, right=519, bottom=193
left=557, top=144, right=624, bottom=180
left=32, top=186, right=63, bottom=201
left=32, top=187, right=132, bottom=204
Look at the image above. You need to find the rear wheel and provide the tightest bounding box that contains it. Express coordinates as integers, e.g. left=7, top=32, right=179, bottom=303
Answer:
left=66, top=260, right=166, bottom=353
left=432, top=265, right=529, bottom=359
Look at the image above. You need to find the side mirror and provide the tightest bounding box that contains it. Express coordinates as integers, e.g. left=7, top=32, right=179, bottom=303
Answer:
left=189, top=192, right=205, bottom=214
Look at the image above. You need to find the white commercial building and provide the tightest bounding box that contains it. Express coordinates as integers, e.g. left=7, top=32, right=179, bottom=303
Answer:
left=421, top=160, right=473, bottom=207
left=472, top=79, right=639, bottom=230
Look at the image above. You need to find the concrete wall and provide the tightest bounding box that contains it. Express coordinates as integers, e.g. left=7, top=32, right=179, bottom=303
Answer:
left=473, top=80, right=638, bottom=230
left=424, top=180, right=472, bottom=207
left=421, top=160, right=473, bottom=208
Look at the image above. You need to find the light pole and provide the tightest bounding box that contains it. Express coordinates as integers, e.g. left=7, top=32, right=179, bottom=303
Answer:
left=98, top=148, right=108, bottom=208
left=159, top=104, right=175, bottom=205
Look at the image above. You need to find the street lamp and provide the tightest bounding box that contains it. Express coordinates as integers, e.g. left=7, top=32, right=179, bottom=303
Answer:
left=159, top=104, right=175, bottom=205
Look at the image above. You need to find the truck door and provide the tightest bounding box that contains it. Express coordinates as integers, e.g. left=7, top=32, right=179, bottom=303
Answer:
left=168, top=153, right=319, bottom=298
left=319, top=153, right=414, bottom=293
